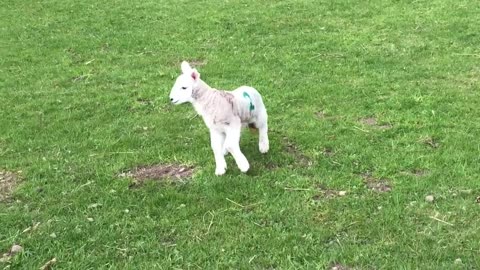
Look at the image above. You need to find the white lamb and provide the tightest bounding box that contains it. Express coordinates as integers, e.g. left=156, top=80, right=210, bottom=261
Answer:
left=169, top=61, right=269, bottom=175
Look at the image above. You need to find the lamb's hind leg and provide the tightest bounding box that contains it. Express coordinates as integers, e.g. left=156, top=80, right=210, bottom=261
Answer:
left=256, top=109, right=269, bottom=154
left=224, top=123, right=250, bottom=173
left=210, top=130, right=227, bottom=175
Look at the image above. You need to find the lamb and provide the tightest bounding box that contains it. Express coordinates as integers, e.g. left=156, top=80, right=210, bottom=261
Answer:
left=169, top=61, right=269, bottom=175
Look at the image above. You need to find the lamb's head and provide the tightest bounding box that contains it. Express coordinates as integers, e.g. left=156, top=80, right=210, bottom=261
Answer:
left=169, top=61, right=201, bottom=105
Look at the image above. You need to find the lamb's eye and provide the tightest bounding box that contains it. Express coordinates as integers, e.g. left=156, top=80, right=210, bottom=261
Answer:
left=181, top=87, right=187, bottom=90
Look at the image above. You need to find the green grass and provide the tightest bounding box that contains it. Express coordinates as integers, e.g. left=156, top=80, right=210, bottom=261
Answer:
left=1, top=0, right=480, bottom=268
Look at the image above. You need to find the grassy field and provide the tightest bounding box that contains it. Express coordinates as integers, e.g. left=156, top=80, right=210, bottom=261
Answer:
left=1, top=0, right=480, bottom=268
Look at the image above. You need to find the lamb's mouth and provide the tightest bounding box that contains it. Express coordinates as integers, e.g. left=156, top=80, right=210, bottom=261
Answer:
left=171, top=100, right=179, bottom=104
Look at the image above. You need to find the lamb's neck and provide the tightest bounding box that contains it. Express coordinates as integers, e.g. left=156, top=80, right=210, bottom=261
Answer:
left=191, top=80, right=215, bottom=115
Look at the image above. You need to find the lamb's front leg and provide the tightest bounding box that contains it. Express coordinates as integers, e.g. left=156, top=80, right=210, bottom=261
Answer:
left=210, top=130, right=227, bottom=176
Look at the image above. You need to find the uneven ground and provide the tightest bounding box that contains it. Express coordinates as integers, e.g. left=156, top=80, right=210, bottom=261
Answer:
left=1, top=0, right=480, bottom=268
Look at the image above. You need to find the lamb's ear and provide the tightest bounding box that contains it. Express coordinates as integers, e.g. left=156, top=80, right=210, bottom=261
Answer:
left=181, top=61, right=192, bottom=74
left=191, top=68, right=200, bottom=81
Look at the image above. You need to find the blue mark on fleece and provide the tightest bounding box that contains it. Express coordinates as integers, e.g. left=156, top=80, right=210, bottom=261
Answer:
left=242, top=92, right=255, bottom=111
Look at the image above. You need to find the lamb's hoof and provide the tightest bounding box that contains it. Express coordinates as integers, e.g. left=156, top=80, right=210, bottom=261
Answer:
left=215, top=167, right=226, bottom=176
left=259, top=141, right=269, bottom=154
left=222, top=148, right=228, bottom=156
left=238, top=162, right=250, bottom=173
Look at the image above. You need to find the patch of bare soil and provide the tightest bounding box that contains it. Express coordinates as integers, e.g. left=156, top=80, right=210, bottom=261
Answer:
left=283, top=137, right=312, bottom=167
left=310, top=184, right=347, bottom=201
left=322, top=147, right=335, bottom=157
left=361, top=172, right=392, bottom=193
left=188, top=59, right=208, bottom=67
left=359, top=117, right=392, bottom=130
left=135, top=98, right=153, bottom=106
left=361, top=117, right=377, bottom=126
left=0, top=244, right=23, bottom=263
left=315, top=111, right=339, bottom=120
left=119, top=164, right=194, bottom=187
left=265, top=161, right=280, bottom=170
left=315, top=111, right=326, bottom=119
left=0, top=171, right=19, bottom=202
left=421, top=136, right=440, bottom=149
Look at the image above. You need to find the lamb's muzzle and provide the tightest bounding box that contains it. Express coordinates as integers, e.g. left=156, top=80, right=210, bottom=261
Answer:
left=169, top=61, right=269, bottom=175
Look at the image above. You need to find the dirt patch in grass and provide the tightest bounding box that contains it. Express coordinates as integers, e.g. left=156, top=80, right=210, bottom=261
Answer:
left=315, top=110, right=339, bottom=120
left=0, top=171, right=20, bottom=202
left=322, top=147, right=336, bottom=157
left=410, top=168, right=428, bottom=177
left=312, top=185, right=344, bottom=200
left=359, top=117, right=392, bottom=130
left=421, top=136, right=440, bottom=149
left=0, top=244, right=23, bottom=263
left=188, top=59, right=208, bottom=67
left=361, top=117, right=377, bottom=126
left=283, top=137, right=312, bottom=167
left=361, top=172, right=392, bottom=193
left=135, top=97, right=154, bottom=106
left=265, top=161, right=280, bottom=170
left=315, top=111, right=326, bottom=119
left=119, top=164, right=194, bottom=187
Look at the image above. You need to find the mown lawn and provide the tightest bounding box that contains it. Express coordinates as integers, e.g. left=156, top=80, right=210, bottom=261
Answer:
left=1, top=0, right=480, bottom=268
